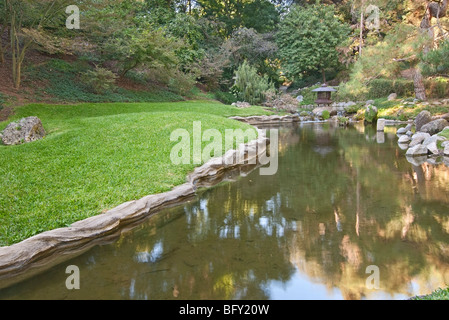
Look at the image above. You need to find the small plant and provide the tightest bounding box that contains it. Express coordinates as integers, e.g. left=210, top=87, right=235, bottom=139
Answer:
left=321, top=110, right=330, bottom=120
left=299, top=111, right=310, bottom=117
left=364, top=105, right=378, bottom=123
left=80, top=67, right=118, bottom=95
left=337, top=116, right=349, bottom=126
left=353, top=109, right=365, bottom=121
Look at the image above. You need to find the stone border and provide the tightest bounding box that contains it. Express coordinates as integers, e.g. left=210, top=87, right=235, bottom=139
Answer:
left=0, top=124, right=271, bottom=289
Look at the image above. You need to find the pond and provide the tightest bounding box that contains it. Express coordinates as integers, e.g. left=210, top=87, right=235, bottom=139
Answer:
left=1, top=122, right=449, bottom=300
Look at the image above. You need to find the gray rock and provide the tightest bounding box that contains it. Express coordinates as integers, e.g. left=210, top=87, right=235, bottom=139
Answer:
left=232, top=101, right=251, bottom=108
left=442, top=141, right=449, bottom=148
left=406, top=144, right=429, bottom=157
left=427, top=141, right=441, bottom=155
left=1, top=116, right=46, bottom=146
left=296, top=95, right=304, bottom=103
left=398, top=135, right=411, bottom=144
left=420, top=119, right=449, bottom=135
left=422, top=134, right=445, bottom=148
left=409, top=132, right=430, bottom=147
left=366, top=100, right=375, bottom=106
left=445, top=144, right=449, bottom=156
left=415, top=110, right=432, bottom=131
left=388, top=93, right=397, bottom=101
left=406, top=130, right=413, bottom=136
left=397, top=127, right=407, bottom=135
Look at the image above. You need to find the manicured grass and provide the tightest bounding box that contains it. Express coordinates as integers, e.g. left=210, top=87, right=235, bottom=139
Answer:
left=412, top=287, right=449, bottom=300
left=0, top=100, right=274, bottom=246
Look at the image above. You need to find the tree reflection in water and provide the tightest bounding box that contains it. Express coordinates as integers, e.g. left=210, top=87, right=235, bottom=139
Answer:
left=1, top=123, right=449, bottom=300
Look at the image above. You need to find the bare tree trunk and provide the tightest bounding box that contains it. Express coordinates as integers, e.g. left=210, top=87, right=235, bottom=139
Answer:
left=413, top=67, right=427, bottom=101
left=359, top=0, right=365, bottom=57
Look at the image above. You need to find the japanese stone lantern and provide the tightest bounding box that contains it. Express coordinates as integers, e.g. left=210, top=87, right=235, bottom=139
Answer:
left=312, top=84, right=337, bottom=106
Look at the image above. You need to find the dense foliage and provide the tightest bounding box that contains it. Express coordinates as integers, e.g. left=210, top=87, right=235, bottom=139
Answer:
left=0, top=0, right=448, bottom=103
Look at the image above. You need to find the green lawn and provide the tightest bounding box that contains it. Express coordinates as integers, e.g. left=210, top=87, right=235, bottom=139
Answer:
left=0, top=100, right=274, bottom=246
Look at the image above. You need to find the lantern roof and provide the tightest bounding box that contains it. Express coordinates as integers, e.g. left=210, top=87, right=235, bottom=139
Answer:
left=312, top=84, right=337, bottom=92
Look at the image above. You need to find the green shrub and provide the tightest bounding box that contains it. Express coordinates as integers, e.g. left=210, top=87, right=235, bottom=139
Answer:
left=168, top=70, right=196, bottom=96
left=322, top=110, right=330, bottom=120
left=364, top=106, right=378, bottom=123
left=368, top=79, right=414, bottom=98
left=353, top=109, right=365, bottom=121
left=297, top=84, right=321, bottom=105
left=214, top=90, right=238, bottom=105
left=338, top=116, right=349, bottom=126
left=425, top=77, right=449, bottom=99
left=81, top=67, right=118, bottom=94
left=233, top=61, right=273, bottom=105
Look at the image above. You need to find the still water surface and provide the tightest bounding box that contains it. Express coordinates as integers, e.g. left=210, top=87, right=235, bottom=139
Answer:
left=1, top=122, right=449, bottom=300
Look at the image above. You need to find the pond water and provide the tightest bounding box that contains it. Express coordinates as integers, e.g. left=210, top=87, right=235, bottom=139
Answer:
left=1, top=122, right=449, bottom=300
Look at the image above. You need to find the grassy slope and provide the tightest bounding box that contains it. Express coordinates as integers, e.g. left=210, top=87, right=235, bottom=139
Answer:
left=0, top=100, right=274, bottom=246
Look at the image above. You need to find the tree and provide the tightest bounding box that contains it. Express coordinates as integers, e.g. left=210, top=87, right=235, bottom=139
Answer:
left=3, top=0, right=74, bottom=89
left=232, top=60, right=273, bottom=104
left=276, top=3, right=350, bottom=83
left=197, top=0, right=279, bottom=37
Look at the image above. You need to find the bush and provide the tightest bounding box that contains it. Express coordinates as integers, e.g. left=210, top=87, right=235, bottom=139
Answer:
left=322, top=110, right=330, bottom=120
left=232, top=61, right=273, bottom=104
left=364, top=105, right=378, bottom=123
left=353, top=109, right=365, bottom=121
left=425, top=77, right=449, bottom=99
left=214, top=90, right=238, bottom=105
left=81, top=67, right=118, bottom=94
left=168, top=70, right=196, bottom=96
left=297, top=84, right=321, bottom=105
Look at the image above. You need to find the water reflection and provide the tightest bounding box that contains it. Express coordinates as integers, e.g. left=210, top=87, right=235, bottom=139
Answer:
left=1, top=123, right=449, bottom=300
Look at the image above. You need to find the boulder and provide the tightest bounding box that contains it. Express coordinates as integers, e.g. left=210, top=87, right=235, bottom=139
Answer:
left=427, top=141, right=441, bottom=155
left=1, top=116, right=46, bottom=146
left=232, top=101, right=251, bottom=108
left=445, top=144, right=449, bottom=156
left=420, top=119, right=449, bottom=135
left=397, top=127, right=408, bottom=135
left=409, top=132, right=430, bottom=147
left=414, top=110, right=432, bottom=131
left=398, top=135, right=411, bottom=144
left=406, top=144, right=428, bottom=157
left=388, top=93, right=397, bottom=101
